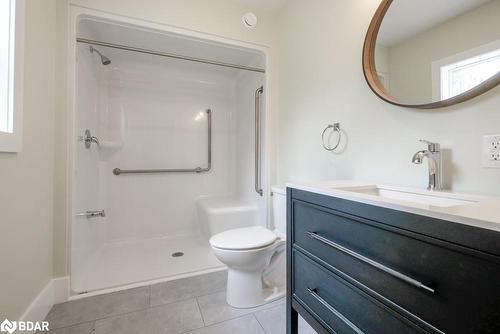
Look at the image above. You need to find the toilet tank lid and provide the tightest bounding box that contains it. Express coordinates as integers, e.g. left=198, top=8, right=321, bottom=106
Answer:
left=271, top=186, right=286, bottom=195
left=209, top=226, right=277, bottom=250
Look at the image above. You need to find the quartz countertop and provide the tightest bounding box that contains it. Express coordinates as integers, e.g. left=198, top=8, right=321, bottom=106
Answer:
left=287, top=180, right=500, bottom=233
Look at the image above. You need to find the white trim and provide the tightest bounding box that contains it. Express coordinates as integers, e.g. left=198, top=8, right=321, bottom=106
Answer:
left=432, top=39, right=500, bottom=101
left=0, top=0, right=24, bottom=152
left=19, top=277, right=70, bottom=325
left=53, top=276, right=71, bottom=304
left=66, top=6, right=271, bottom=291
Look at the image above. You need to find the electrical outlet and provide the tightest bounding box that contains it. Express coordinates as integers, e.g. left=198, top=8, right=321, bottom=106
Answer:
left=482, top=135, right=500, bottom=168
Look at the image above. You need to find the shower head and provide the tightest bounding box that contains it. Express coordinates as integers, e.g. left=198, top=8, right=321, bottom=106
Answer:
left=89, top=45, right=111, bottom=65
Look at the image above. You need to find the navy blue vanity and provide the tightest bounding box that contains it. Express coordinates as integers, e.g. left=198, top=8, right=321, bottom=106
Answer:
left=286, top=187, right=500, bottom=334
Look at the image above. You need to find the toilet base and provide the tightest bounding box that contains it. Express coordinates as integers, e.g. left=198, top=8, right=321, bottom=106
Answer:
left=226, top=268, right=285, bottom=308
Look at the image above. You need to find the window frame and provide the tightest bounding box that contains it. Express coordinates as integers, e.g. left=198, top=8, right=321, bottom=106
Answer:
left=0, top=0, right=25, bottom=153
left=432, top=39, right=500, bottom=103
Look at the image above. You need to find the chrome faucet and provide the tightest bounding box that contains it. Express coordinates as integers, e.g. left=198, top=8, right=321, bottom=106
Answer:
left=412, top=140, right=442, bottom=191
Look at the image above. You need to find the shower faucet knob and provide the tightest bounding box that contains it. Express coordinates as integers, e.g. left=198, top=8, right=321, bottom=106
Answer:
left=76, top=210, right=106, bottom=219
left=84, top=129, right=100, bottom=149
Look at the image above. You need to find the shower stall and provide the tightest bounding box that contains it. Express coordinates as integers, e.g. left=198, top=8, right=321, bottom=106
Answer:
left=70, top=13, right=268, bottom=293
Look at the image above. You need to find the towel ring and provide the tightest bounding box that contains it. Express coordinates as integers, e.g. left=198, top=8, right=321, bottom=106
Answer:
left=321, top=123, right=341, bottom=151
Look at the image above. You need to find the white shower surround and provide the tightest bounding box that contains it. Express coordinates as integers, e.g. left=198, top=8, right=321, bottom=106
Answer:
left=68, top=8, right=270, bottom=294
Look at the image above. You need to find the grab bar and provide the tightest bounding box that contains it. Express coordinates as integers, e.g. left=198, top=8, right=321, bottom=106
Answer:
left=255, top=86, right=264, bottom=196
left=113, top=109, right=212, bottom=175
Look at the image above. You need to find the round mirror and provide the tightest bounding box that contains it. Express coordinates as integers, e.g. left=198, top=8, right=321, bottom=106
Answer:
left=363, top=0, right=500, bottom=109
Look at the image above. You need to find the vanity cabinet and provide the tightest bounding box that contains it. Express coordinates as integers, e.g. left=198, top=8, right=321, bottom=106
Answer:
left=286, top=188, right=500, bottom=334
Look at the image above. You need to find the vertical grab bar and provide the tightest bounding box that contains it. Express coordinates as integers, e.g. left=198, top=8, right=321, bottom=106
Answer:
left=255, top=86, right=264, bottom=196
left=206, top=109, right=212, bottom=171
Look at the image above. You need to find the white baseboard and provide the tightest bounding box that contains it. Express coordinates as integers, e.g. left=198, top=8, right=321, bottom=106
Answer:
left=19, top=276, right=70, bottom=325
left=52, top=277, right=70, bottom=304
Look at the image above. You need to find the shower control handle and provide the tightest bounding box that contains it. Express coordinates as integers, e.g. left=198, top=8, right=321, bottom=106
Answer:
left=83, top=129, right=100, bottom=149
left=76, top=210, right=106, bottom=219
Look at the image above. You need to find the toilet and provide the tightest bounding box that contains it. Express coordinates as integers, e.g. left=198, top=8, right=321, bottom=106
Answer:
left=209, top=186, right=287, bottom=308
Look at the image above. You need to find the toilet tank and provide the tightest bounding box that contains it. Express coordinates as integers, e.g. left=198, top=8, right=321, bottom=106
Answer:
left=272, top=186, right=286, bottom=237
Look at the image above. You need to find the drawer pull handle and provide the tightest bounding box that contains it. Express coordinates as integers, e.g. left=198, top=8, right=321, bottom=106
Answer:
left=307, top=288, right=366, bottom=334
left=307, top=231, right=435, bottom=294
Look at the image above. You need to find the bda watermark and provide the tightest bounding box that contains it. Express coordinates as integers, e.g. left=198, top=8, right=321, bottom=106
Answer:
left=1, top=318, right=49, bottom=333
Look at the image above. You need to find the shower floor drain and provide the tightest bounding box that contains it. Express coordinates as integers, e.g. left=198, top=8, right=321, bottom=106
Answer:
left=171, top=252, right=184, bottom=257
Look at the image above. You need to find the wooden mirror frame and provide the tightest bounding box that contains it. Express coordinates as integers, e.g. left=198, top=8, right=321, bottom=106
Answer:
left=363, top=0, right=500, bottom=109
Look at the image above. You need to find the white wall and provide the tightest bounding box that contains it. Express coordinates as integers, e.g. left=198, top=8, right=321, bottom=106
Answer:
left=0, top=0, right=57, bottom=319
left=53, top=0, right=70, bottom=283
left=277, top=0, right=500, bottom=196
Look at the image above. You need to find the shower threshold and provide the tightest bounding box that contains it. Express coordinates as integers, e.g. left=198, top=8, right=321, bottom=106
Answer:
left=72, top=235, right=224, bottom=294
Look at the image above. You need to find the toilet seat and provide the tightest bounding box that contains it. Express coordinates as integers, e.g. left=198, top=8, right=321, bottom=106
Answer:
left=209, top=226, right=278, bottom=250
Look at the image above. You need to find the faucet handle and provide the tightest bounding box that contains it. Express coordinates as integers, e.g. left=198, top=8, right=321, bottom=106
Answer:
left=419, top=139, right=440, bottom=152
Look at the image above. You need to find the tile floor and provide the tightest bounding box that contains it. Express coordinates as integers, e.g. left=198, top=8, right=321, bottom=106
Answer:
left=44, top=271, right=316, bottom=334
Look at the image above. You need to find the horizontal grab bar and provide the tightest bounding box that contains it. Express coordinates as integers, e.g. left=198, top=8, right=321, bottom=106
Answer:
left=113, top=166, right=209, bottom=175
left=113, top=109, right=212, bottom=176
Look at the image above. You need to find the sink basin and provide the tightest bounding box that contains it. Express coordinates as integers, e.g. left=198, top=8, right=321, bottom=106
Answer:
left=334, top=185, right=478, bottom=208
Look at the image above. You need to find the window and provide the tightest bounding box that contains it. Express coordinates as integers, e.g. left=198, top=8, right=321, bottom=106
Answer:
left=0, top=0, right=24, bottom=152
left=0, top=0, right=13, bottom=133
left=440, top=49, right=500, bottom=100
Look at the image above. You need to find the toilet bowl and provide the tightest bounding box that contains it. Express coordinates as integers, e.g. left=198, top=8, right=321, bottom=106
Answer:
left=209, top=186, right=287, bottom=308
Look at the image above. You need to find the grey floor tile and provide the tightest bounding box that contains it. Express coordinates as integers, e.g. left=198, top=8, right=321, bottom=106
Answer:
left=298, top=316, right=318, bottom=334
left=93, top=298, right=204, bottom=334
left=185, top=314, right=265, bottom=334
left=45, top=322, right=94, bottom=334
left=150, top=270, right=227, bottom=307
left=254, top=304, right=285, bottom=334
left=197, top=291, right=284, bottom=326
left=254, top=304, right=316, bottom=334
left=45, top=287, right=149, bottom=329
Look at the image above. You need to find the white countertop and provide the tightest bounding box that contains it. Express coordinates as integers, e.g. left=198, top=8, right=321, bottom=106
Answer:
left=287, top=181, right=500, bottom=233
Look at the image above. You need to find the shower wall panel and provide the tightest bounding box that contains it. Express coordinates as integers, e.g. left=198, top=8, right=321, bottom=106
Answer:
left=101, top=54, right=239, bottom=242
left=72, top=44, right=107, bottom=288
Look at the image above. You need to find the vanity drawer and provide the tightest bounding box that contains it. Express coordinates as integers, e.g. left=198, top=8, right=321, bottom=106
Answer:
left=292, top=199, right=500, bottom=334
left=292, top=250, right=425, bottom=334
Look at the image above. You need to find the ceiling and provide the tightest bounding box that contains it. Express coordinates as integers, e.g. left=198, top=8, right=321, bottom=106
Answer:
left=378, top=0, right=493, bottom=47
left=233, top=0, right=288, bottom=12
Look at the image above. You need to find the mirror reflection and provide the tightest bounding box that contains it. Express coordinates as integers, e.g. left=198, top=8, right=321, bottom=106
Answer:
left=374, top=0, right=500, bottom=105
